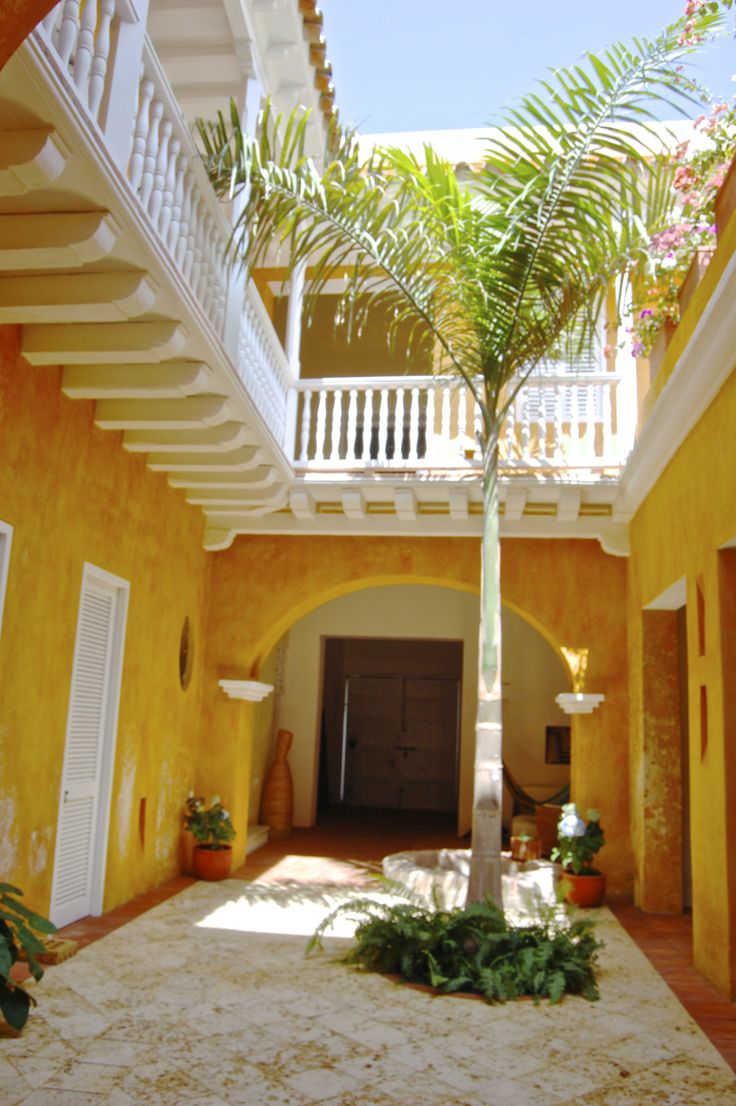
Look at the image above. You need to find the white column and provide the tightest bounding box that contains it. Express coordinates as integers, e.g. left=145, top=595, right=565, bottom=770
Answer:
left=101, top=0, right=150, bottom=171
left=284, top=257, right=306, bottom=379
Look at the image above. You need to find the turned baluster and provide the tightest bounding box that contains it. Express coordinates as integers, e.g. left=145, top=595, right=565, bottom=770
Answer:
left=424, top=384, right=436, bottom=461
left=441, top=384, right=452, bottom=444
left=72, top=0, right=98, bottom=105
left=536, top=396, right=547, bottom=460
left=176, top=173, right=194, bottom=275
left=212, top=243, right=227, bottom=334
left=408, top=387, right=419, bottom=462
left=299, top=392, right=312, bottom=462
left=520, top=392, right=531, bottom=460
left=128, top=76, right=153, bottom=191
left=602, top=381, right=613, bottom=459
left=363, top=389, right=375, bottom=460
left=553, top=384, right=565, bottom=462
left=160, top=137, right=180, bottom=246
left=189, top=200, right=205, bottom=296
left=393, top=388, right=404, bottom=461
left=505, top=398, right=517, bottom=460
left=330, top=390, right=343, bottom=461
left=315, top=390, right=328, bottom=462
left=347, top=389, right=358, bottom=462
left=139, top=99, right=163, bottom=210
left=57, top=0, right=81, bottom=68
left=376, top=388, right=389, bottom=463
left=167, top=149, right=185, bottom=254
left=149, top=118, right=172, bottom=229
left=88, top=0, right=116, bottom=120
left=575, top=387, right=584, bottom=460
left=43, top=4, right=64, bottom=45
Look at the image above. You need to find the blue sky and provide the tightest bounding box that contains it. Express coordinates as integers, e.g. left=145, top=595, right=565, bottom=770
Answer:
left=318, top=0, right=736, bottom=132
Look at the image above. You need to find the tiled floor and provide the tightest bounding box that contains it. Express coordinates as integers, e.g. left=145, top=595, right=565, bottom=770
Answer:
left=6, top=809, right=735, bottom=1106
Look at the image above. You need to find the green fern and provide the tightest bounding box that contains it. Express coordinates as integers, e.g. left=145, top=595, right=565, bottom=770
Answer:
left=308, top=896, right=602, bottom=1004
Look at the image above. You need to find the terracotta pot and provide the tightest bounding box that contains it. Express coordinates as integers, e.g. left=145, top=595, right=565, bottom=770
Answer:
left=192, top=845, right=232, bottom=881
left=563, top=871, right=606, bottom=908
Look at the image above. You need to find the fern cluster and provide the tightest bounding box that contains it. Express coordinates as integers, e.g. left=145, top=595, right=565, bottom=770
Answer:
left=310, top=898, right=601, bottom=1004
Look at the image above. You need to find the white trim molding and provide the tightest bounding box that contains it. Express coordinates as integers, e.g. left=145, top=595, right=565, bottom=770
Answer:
left=555, top=692, right=605, bottom=715
left=219, top=679, right=274, bottom=702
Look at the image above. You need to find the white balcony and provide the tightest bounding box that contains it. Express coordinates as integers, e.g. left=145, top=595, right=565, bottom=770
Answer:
left=290, top=372, right=635, bottom=474
left=3, top=4, right=638, bottom=550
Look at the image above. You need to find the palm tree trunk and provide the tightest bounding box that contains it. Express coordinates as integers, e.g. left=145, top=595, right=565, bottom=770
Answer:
left=466, top=435, right=503, bottom=907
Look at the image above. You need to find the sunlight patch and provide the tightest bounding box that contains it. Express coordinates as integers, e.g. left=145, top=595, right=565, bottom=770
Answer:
left=195, top=885, right=394, bottom=938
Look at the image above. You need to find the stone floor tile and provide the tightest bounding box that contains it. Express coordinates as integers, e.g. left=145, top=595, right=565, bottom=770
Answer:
left=16, top=1091, right=104, bottom=1106
left=9, top=878, right=736, bottom=1106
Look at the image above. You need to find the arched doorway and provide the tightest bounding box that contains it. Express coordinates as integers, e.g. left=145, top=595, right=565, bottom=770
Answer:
left=252, top=583, right=572, bottom=842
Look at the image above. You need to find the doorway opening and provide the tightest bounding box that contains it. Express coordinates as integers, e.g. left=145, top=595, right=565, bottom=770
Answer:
left=320, top=637, right=462, bottom=817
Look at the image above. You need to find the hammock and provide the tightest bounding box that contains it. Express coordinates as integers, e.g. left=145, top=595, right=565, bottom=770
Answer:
left=503, top=761, right=569, bottom=815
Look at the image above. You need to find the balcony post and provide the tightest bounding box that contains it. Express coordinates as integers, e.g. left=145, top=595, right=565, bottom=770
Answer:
left=284, top=257, right=306, bottom=378
left=100, top=0, right=150, bottom=171
left=222, top=76, right=263, bottom=361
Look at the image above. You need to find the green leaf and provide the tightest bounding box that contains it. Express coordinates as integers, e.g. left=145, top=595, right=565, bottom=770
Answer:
left=0, top=979, right=32, bottom=1031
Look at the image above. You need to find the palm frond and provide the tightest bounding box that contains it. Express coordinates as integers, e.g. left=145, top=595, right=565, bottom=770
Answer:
left=196, top=6, right=723, bottom=431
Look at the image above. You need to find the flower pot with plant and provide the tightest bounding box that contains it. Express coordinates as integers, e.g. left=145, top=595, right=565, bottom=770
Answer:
left=184, top=794, right=236, bottom=880
left=0, top=883, right=56, bottom=1032
left=551, top=803, right=606, bottom=907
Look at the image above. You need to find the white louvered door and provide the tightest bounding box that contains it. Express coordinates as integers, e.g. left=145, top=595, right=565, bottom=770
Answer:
left=50, top=566, right=128, bottom=927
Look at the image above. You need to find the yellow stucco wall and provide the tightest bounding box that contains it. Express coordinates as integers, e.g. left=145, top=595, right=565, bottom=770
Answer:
left=0, top=326, right=211, bottom=915
left=628, top=365, right=736, bottom=995
left=207, top=534, right=631, bottom=892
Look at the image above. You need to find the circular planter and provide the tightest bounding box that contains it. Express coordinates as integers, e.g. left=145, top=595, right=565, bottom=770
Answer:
left=192, top=845, right=232, bottom=881
left=563, top=871, right=606, bottom=908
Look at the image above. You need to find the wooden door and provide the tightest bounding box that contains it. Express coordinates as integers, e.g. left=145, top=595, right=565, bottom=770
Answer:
left=344, top=675, right=458, bottom=811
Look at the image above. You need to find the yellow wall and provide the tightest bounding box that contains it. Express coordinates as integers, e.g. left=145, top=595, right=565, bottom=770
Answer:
left=628, top=363, right=736, bottom=994
left=0, top=326, right=211, bottom=915
left=207, top=534, right=631, bottom=892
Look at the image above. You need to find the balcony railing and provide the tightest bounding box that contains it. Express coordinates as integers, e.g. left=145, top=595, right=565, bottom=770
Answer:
left=37, top=0, right=295, bottom=451
left=31, top=7, right=636, bottom=479
left=290, top=373, right=634, bottom=472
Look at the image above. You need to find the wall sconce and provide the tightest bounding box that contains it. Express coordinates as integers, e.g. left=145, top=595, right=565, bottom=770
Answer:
left=219, top=680, right=274, bottom=702
left=555, top=692, right=605, bottom=715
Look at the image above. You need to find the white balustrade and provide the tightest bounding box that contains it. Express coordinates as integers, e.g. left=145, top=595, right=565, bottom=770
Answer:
left=237, top=283, right=294, bottom=450
left=290, top=373, right=630, bottom=472
left=37, top=10, right=234, bottom=342
left=43, top=0, right=119, bottom=124
left=32, top=10, right=635, bottom=477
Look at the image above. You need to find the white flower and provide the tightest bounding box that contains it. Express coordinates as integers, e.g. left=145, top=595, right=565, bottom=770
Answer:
left=587, top=809, right=601, bottom=822
left=560, top=813, right=586, bottom=838
left=211, top=795, right=221, bottom=805
left=221, top=809, right=229, bottom=820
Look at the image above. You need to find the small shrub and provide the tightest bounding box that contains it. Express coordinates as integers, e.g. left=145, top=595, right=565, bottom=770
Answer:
left=309, top=897, right=602, bottom=1004
left=0, top=883, right=56, bottom=1031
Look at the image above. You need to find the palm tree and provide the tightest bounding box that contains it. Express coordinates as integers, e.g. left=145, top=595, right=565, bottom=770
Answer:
left=198, top=11, right=718, bottom=907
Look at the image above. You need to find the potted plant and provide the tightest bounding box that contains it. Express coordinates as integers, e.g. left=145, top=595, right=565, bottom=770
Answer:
left=184, top=793, right=236, bottom=880
left=629, top=99, right=736, bottom=363
left=551, top=803, right=606, bottom=907
left=0, top=883, right=56, bottom=1032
